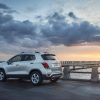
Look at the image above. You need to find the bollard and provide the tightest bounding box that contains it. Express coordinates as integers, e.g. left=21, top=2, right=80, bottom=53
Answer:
left=91, top=67, right=99, bottom=82
left=62, top=65, right=70, bottom=80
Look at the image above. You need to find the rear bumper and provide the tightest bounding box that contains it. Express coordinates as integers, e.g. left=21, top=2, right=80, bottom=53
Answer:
left=43, top=73, right=62, bottom=80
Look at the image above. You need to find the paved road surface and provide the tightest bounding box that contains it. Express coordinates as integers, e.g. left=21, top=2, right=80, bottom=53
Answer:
left=0, top=79, right=100, bottom=100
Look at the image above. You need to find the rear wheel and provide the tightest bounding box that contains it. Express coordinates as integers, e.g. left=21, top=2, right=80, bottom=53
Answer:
left=0, top=70, right=6, bottom=82
left=30, top=71, right=43, bottom=86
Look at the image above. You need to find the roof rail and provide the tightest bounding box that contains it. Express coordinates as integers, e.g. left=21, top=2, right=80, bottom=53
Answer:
left=35, top=51, right=40, bottom=53
left=20, top=51, right=40, bottom=54
left=20, top=52, right=33, bottom=54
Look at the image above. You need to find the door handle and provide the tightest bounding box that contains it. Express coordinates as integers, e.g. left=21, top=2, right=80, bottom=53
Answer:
left=30, top=63, right=33, bottom=64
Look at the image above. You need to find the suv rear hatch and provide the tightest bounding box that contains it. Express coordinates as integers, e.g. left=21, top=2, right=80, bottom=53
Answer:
left=41, top=54, right=62, bottom=72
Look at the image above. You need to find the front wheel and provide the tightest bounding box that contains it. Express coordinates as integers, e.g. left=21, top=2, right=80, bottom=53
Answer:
left=50, top=77, right=59, bottom=83
left=0, top=70, right=6, bottom=82
left=30, top=71, right=43, bottom=86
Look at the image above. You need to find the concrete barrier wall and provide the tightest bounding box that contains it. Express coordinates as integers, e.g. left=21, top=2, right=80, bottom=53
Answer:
left=61, top=61, right=100, bottom=82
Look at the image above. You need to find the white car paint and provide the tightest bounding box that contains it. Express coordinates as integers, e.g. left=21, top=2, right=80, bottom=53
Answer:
left=0, top=52, right=62, bottom=79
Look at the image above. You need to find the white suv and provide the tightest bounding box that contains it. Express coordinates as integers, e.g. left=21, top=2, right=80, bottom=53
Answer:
left=0, top=52, right=62, bottom=85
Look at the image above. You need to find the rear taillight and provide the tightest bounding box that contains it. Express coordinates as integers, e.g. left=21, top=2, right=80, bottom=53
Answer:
left=42, top=62, right=49, bottom=69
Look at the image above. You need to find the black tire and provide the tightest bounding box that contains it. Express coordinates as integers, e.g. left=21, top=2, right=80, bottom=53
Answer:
left=30, top=71, right=43, bottom=86
left=50, top=77, right=59, bottom=83
left=0, top=70, right=6, bottom=82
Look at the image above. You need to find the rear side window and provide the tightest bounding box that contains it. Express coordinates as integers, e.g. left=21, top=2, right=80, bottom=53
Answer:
left=22, top=55, right=35, bottom=61
left=41, top=54, right=56, bottom=60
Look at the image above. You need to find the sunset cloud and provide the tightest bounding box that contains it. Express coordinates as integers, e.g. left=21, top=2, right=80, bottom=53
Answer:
left=0, top=3, right=100, bottom=52
left=0, top=1, right=100, bottom=60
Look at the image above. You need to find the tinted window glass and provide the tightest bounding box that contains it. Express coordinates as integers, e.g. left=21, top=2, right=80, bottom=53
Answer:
left=9, top=55, right=22, bottom=62
left=42, top=54, right=56, bottom=60
left=22, top=55, right=35, bottom=61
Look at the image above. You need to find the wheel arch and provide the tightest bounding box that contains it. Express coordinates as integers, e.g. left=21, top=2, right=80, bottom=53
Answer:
left=0, top=68, right=5, bottom=72
left=0, top=68, right=6, bottom=75
left=29, top=69, right=42, bottom=76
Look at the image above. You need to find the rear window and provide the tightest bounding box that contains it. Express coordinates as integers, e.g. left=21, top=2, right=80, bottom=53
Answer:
left=41, top=54, right=56, bottom=60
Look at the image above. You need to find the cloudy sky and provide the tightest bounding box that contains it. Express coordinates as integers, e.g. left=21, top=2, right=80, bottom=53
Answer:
left=0, top=0, right=100, bottom=61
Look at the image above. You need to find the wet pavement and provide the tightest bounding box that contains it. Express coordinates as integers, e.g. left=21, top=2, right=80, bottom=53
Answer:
left=0, top=79, right=100, bottom=100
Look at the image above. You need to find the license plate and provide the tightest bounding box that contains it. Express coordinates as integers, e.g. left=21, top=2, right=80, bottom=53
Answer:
left=52, top=63, right=59, bottom=67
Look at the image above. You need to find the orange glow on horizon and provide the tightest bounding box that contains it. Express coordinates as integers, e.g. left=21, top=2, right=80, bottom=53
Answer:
left=1, top=45, right=100, bottom=61
left=56, top=52, right=100, bottom=61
